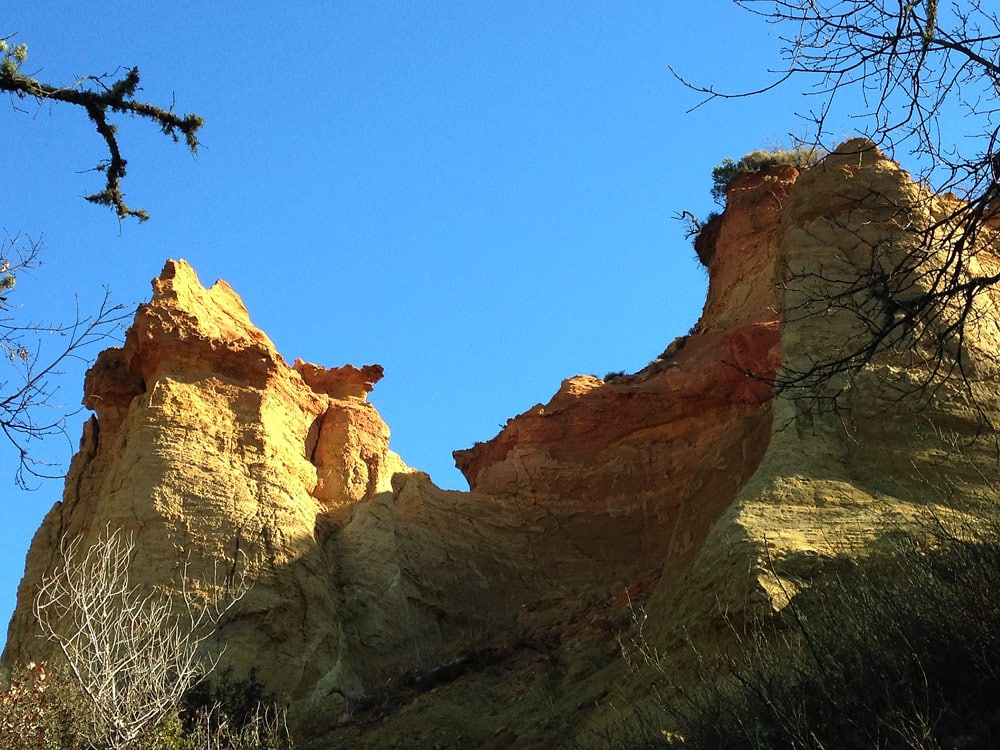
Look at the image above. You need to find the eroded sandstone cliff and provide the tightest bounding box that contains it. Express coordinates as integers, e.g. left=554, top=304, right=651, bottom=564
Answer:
left=655, top=141, right=1000, bottom=645
left=5, top=140, right=1000, bottom=748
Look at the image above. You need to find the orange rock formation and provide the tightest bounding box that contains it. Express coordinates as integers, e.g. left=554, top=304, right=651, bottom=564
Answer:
left=6, top=141, right=1000, bottom=748
left=453, top=165, right=793, bottom=581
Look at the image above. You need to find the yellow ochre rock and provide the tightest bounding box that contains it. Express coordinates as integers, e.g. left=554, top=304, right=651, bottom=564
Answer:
left=5, top=140, right=1000, bottom=748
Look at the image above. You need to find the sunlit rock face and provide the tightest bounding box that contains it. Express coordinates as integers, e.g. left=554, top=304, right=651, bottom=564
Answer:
left=6, top=141, right=1000, bottom=748
left=0, top=169, right=792, bottom=743
left=654, top=140, right=1000, bottom=647
left=3, top=261, right=413, bottom=706
left=3, top=260, right=656, bottom=725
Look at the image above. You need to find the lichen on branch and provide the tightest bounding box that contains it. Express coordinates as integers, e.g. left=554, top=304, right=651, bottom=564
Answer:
left=0, top=36, right=203, bottom=222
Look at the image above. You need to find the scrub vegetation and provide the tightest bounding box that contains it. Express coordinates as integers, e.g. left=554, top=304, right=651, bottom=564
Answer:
left=0, top=530, right=292, bottom=749
left=614, top=515, right=1000, bottom=749
left=709, top=146, right=822, bottom=206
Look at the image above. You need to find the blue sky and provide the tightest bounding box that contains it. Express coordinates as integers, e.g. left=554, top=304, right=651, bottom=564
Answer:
left=0, top=3, right=818, bottom=645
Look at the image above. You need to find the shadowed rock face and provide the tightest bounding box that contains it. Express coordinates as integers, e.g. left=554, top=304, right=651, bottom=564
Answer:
left=6, top=141, right=1000, bottom=747
left=452, top=165, right=793, bottom=581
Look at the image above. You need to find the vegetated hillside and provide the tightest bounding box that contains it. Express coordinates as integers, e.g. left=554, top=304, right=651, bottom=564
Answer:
left=4, top=140, right=1000, bottom=748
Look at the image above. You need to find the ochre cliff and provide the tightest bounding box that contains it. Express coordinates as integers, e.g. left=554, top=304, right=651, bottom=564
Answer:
left=5, top=140, right=1000, bottom=748
left=654, top=141, right=1000, bottom=644
left=453, top=164, right=791, bottom=583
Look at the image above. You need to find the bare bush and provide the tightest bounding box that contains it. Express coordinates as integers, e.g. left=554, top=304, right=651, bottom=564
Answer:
left=33, top=527, right=248, bottom=749
left=186, top=703, right=294, bottom=750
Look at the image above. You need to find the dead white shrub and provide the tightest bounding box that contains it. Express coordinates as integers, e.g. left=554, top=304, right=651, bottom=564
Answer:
left=33, top=526, right=248, bottom=749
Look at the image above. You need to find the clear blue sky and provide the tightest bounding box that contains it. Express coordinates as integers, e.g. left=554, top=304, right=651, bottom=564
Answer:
left=0, top=2, right=821, bottom=646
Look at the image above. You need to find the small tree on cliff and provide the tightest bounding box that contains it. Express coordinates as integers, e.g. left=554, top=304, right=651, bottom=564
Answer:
left=675, top=1, right=1000, bottom=397
left=0, top=36, right=203, bottom=485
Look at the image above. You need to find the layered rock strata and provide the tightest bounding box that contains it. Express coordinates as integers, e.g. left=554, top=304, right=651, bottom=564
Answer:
left=454, top=165, right=792, bottom=581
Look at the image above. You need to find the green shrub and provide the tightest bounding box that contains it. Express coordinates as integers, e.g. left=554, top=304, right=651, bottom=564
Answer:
left=676, top=145, right=819, bottom=251
left=0, top=664, right=293, bottom=749
left=710, top=146, right=822, bottom=205
left=0, top=662, right=95, bottom=749
left=635, top=517, right=1000, bottom=749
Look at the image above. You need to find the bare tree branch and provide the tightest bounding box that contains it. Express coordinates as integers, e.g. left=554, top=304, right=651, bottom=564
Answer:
left=680, top=2, right=1000, bottom=406
left=0, top=234, right=131, bottom=489
left=0, top=33, right=203, bottom=486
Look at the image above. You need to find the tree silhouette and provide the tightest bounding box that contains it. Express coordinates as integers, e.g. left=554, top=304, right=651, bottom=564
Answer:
left=0, top=36, right=203, bottom=485
left=678, top=2, right=1000, bottom=402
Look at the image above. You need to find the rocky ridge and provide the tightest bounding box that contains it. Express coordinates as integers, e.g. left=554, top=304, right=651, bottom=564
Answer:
left=4, top=140, right=1000, bottom=747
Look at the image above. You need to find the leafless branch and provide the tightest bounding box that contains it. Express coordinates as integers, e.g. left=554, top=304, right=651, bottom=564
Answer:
left=33, top=526, right=249, bottom=749
left=684, top=3, right=1000, bottom=404
left=0, top=233, right=131, bottom=488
